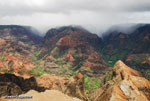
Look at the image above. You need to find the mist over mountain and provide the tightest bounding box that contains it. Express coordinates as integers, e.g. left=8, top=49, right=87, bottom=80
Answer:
left=101, top=23, right=150, bottom=38
left=1, top=0, right=150, bottom=36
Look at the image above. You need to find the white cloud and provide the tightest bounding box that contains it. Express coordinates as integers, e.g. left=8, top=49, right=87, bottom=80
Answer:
left=0, top=0, right=150, bottom=35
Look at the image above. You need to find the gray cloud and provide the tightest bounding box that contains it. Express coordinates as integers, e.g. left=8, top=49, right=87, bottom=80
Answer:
left=0, top=0, right=150, bottom=36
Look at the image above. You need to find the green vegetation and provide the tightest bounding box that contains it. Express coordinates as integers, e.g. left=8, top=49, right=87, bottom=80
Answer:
left=138, top=68, right=150, bottom=80
left=132, top=59, right=150, bottom=67
left=100, top=33, right=150, bottom=81
left=143, top=62, right=150, bottom=67
left=0, top=67, right=45, bottom=77
left=99, top=34, right=134, bottom=67
left=66, top=74, right=71, bottom=78
left=145, top=70, right=150, bottom=80
left=27, top=67, right=45, bottom=76
left=58, top=49, right=68, bottom=58
left=73, top=70, right=79, bottom=74
left=132, top=59, right=141, bottom=65
left=104, top=71, right=114, bottom=83
left=84, top=75, right=101, bottom=90
left=0, top=69, right=14, bottom=73
left=130, top=59, right=150, bottom=80
left=72, top=52, right=84, bottom=70
left=18, top=71, right=23, bottom=75
left=101, top=49, right=129, bottom=67
left=72, top=61, right=83, bottom=71
left=1, top=56, right=5, bottom=61
left=38, top=49, right=52, bottom=59
left=35, top=51, right=41, bottom=57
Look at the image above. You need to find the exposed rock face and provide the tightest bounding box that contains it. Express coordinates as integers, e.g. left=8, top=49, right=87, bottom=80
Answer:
left=63, top=73, right=88, bottom=100
left=0, top=39, right=37, bottom=72
left=36, top=73, right=89, bottom=101
left=0, top=25, right=41, bottom=73
left=41, top=26, right=108, bottom=76
left=93, top=60, right=150, bottom=101
left=0, top=73, right=46, bottom=97
left=43, top=26, right=101, bottom=48
left=0, top=82, right=22, bottom=97
left=0, top=73, right=88, bottom=101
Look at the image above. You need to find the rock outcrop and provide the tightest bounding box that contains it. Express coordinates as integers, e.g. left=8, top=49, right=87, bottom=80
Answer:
left=36, top=73, right=89, bottom=101
left=0, top=73, right=88, bottom=101
left=0, top=73, right=46, bottom=97
left=93, top=60, right=150, bottom=101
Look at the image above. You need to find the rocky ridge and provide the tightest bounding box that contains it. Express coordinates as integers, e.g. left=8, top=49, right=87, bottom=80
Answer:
left=93, top=60, right=150, bottom=101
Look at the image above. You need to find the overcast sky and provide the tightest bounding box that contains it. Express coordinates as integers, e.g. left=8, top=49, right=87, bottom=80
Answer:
left=1, top=0, right=150, bottom=35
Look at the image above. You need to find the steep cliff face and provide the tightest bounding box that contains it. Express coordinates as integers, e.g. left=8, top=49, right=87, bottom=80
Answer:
left=93, top=60, right=150, bottom=101
left=100, top=24, right=150, bottom=79
left=43, top=26, right=101, bottom=48
left=40, top=26, right=108, bottom=76
left=101, top=24, right=150, bottom=59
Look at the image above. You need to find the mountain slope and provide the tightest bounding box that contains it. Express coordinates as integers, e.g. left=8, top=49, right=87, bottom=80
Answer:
left=0, top=25, right=42, bottom=74
left=39, top=26, right=108, bottom=76
left=0, top=25, right=41, bottom=44
left=100, top=24, right=150, bottom=79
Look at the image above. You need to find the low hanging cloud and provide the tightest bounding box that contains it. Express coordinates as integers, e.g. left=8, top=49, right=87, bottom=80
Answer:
left=0, top=0, right=150, bottom=35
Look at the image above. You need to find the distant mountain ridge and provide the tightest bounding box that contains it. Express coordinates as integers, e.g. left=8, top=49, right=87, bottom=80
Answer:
left=0, top=24, right=149, bottom=78
left=0, top=25, right=42, bottom=44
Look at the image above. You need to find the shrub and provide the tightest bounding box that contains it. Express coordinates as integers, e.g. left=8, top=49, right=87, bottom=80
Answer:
left=67, top=74, right=71, bottom=78
left=0, top=69, right=8, bottom=73
left=104, top=71, right=114, bottom=83
left=34, top=67, right=45, bottom=76
left=35, top=51, right=41, bottom=57
left=1, top=56, right=5, bottom=61
left=27, top=67, right=45, bottom=77
left=84, top=75, right=101, bottom=90
left=0, top=69, right=14, bottom=73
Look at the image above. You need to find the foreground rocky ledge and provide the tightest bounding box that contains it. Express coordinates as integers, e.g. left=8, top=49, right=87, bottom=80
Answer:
left=0, top=73, right=89, bottom=101
left=93, top=60, right=150, bottom=101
